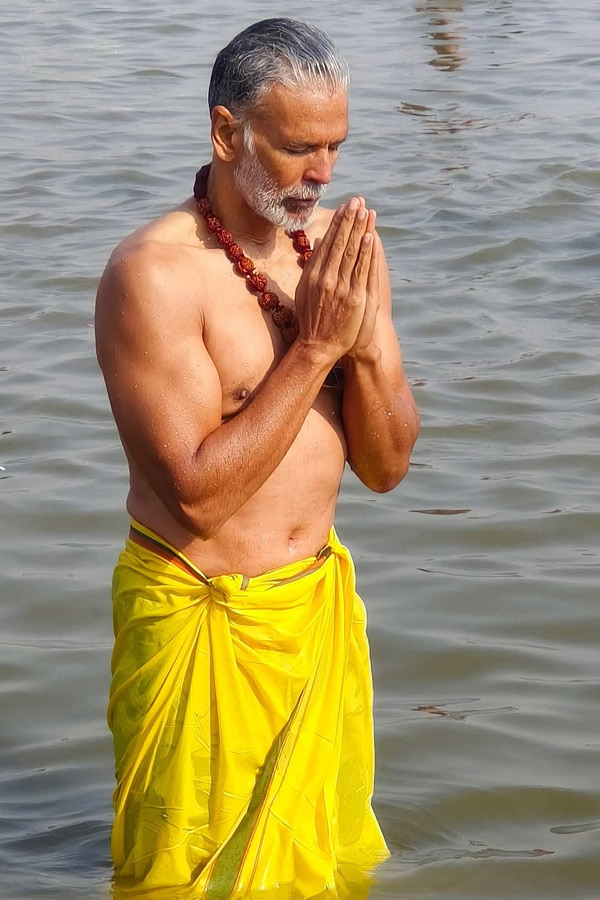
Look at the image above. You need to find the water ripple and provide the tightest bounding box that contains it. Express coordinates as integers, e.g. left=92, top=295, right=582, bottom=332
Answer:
left=2, top=0, right=599, bottom=897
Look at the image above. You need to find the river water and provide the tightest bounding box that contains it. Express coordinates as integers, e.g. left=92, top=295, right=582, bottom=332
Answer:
left=1, top=1, right=599, bottom=898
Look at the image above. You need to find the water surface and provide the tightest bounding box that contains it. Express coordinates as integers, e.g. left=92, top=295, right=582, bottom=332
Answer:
left=1, top=1, right=599, bottom=897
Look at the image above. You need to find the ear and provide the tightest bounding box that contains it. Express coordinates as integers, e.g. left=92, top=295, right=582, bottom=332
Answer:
left=210, top=105, right=241, bottom=162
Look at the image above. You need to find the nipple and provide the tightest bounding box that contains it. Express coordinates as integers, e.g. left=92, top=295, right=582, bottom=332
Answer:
left=233, top=386, right=250, bottom=403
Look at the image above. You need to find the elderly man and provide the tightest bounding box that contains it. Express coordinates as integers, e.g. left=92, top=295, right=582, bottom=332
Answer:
left=96, top=17, right=419, bottom=899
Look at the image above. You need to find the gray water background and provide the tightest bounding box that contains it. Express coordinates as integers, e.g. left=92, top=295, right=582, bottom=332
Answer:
left=1, top=1, right=599, bottom=897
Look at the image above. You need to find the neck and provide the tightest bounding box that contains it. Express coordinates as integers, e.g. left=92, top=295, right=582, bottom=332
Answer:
left=193, top=169, right=312, bottom=347
left=205, top=159, right=281, bottom=250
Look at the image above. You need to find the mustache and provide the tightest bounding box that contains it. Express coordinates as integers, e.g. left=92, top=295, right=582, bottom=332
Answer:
left=285, top=183, right=327, bottom=202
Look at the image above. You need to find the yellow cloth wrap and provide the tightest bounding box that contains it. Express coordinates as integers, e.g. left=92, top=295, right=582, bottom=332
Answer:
left=107, top=521, right=389, bottom=899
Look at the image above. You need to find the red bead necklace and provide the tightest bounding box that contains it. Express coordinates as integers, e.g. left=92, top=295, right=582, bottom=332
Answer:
left=193, top=164, right=309, bottom=345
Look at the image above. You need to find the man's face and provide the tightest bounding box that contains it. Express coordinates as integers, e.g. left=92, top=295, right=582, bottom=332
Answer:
left=234, top=82, right=349, bottom=231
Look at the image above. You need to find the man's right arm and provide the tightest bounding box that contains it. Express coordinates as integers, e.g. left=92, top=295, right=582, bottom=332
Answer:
left=95, top=202, right=373, bottom=539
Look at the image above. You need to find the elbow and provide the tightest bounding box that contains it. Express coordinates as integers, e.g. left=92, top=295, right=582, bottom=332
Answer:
left=353, top=439, right=416, bottom=492
left=381, top=421, right=420, bottom=489
left=351, top=457, right=410, bottom=493
left=367, top=460, right=410, bottom=493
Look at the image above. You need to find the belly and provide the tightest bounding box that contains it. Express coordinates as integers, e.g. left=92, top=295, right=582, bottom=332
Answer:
left=185, top=399, right=347, bottom=574
left=233, top=400, right=346, bottom=526
left=126, top=392, right=347, bottom=577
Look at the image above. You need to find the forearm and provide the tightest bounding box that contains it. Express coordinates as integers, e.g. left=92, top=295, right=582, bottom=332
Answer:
left=171, top=342, right=333, bottom=537
left=342, top=345, right=419, bottom=492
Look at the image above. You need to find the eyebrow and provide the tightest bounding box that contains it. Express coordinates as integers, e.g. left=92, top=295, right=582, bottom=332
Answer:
left=286, top=137, right=348, bottom=150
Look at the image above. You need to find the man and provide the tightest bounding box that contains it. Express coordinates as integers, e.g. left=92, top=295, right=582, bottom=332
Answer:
left=96, top=18, right=419, bottom=899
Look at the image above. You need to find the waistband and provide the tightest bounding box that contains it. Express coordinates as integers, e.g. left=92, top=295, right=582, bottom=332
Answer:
left=127, top=519, right=339, bottom=592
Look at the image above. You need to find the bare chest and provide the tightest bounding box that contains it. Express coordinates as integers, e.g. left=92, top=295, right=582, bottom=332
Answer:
left=200, top=249, right=307, bottom=417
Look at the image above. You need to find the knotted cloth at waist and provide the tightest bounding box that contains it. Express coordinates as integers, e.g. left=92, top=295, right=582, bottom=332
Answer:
left=108, top=520, right=389, bottom=898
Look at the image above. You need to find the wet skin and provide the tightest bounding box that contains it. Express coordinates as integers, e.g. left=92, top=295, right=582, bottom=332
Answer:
left=95, top=84, right=419, bottom=576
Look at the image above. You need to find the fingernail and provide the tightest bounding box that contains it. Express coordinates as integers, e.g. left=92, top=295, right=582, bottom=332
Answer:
left=348, top=198, right=359, bottom=211
left=357, top=208, right=367, bottom=221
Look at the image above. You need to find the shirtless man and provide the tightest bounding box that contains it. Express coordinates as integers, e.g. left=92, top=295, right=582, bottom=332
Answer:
left=96, top=18, right=419, bottom=896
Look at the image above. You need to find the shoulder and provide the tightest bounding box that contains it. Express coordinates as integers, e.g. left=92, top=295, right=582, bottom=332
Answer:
left=96, top=201, right=204, bottom=316
left=95, top=203, right=210, bottom=365
left=103, top=199, right=201, bottom=272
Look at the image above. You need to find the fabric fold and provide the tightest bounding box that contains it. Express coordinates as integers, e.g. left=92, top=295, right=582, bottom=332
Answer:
left=108, top=521, right=389, bottom=898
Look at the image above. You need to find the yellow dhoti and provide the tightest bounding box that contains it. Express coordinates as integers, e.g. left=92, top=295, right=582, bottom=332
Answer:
left=108, top=521, right=389, bottom=898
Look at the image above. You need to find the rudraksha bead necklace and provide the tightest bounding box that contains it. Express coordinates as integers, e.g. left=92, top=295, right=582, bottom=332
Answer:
left=193, top=164, right=310, bottom=345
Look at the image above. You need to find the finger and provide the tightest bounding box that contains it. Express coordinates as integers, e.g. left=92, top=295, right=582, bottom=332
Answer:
left=366, top=231, right=380, bottom=299
left=365, top=208, right=377, bottom=236
left=305, top=203, right=346, bottom=275
left=359, top=236, right=381, bottom=337
left=321, top=197, right=362, bottom=276
left=349, top=232, right=374, bottom=295
left=321, top=201, right=351, bottom=251
left=337, top=207, right=370, bottom=289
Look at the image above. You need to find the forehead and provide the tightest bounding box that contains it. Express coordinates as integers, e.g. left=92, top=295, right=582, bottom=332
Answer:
left=252, top=82, right=349, bottom=142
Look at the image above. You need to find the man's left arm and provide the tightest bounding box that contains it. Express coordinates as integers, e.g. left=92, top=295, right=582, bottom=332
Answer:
left=342, top=229, right=420, bottom=492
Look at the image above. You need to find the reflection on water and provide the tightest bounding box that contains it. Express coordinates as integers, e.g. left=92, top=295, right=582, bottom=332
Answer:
left=417, top=0, right=465, bottom=71
left=2, top=0, right=600, bottom=897
left=397, top=99, right=533, bottom=136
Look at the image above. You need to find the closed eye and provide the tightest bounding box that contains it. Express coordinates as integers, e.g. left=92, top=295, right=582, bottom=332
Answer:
left=284, top=139, right=346, bottom=156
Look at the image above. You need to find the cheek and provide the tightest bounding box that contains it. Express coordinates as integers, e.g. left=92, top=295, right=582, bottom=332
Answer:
left=271, top=156, right=304, bottom=186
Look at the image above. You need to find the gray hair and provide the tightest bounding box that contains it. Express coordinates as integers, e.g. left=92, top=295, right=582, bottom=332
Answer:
left=208, top=18, right=349, bottom=122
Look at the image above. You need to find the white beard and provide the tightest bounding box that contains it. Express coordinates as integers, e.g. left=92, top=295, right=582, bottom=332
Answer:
left=234, top=144, right=327, bottom=232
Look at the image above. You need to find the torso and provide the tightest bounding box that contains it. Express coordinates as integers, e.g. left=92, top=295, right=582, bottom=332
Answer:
left=119, top=199, right=346, bottom=576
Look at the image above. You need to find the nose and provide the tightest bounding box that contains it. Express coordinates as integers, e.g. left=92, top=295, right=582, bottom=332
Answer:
left=303, top=150, right=333, bottom=186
